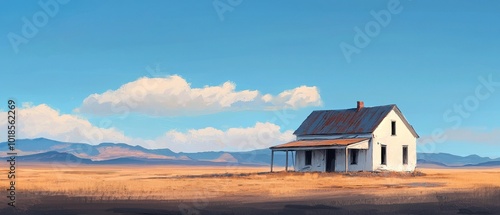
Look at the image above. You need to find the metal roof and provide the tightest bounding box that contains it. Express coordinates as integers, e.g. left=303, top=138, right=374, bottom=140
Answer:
left=293, top=104, right=419, bottom=138
left=270, top=138, right=369, bottom=150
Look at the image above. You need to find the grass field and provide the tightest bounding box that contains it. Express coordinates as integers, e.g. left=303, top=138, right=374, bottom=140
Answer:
left=1, top=164, right=499, bottom=214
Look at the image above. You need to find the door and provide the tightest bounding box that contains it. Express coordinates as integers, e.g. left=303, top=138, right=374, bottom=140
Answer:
left=325, top=149, right=336, bottom=172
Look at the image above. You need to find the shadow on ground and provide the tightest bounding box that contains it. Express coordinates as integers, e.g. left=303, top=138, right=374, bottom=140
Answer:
left=1, top=188, right=499, bottom=215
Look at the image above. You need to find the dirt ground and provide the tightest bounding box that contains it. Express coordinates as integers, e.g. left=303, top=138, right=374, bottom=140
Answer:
left=1, top=164, right=499, bottom=214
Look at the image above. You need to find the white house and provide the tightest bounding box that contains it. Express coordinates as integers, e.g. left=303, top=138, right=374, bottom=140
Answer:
left=269, top=101, right=418, bottom=172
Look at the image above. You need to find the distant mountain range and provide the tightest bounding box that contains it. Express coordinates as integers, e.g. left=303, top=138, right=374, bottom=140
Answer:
left=1, top=138, right=499, bottom=167
left=417, top=153, right=500, bottom=167
left=0, top=138, right=292, bottom=166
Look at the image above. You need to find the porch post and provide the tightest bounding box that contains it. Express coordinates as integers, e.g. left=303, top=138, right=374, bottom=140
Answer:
left=270, top=150, right=274, bottom=172
left=285, top=150, right=289, bottom=172
left=345, top=148, right=348, bottom=173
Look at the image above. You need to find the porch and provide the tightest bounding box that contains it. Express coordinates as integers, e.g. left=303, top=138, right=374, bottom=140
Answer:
left=269, top=138, right=370, bottom=172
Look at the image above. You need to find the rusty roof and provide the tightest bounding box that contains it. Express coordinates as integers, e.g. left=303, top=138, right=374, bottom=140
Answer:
left=293, top=105, right=419, bottom=138
left=270, top=138, right=369, bottom=149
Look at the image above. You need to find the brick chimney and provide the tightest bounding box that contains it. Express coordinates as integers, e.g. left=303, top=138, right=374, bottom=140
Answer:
left=357, top=101, right=364, bottom=111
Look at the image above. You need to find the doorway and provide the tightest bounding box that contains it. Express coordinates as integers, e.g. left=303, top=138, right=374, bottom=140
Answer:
left=325, top=149, right=336, bottom=172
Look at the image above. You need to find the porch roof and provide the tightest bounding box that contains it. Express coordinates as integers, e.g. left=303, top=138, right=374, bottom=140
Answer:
left=270, top=138, right=369, bottom=151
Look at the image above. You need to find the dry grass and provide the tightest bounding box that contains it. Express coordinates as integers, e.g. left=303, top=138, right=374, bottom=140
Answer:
left=1, top=164, right=499, bottom=205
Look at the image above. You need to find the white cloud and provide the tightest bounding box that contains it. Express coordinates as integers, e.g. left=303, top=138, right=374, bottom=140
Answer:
left=0, top=103, right=132, bottom=145
left=157, top=122, right=295, bottom=152
left=0, top=104, right=295, bottom=152
left=77, top=75, right=322, bottom=116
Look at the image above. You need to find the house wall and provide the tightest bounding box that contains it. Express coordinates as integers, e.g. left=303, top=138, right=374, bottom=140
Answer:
left=294, top=150, right=326, bottom=172
left=349, top=149, right=368, bottom=171
left=332, top=149, right=369, bottom=172
left=294, top=148, right=369, bottom=172
left=334, top=149, right=345, bottom=171
left=372, top=110, right=417, bottom=171
left=366, top=139, right=374, bottom=171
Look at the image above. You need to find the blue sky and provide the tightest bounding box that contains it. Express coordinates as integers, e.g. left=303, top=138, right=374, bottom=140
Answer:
left=1, top=0, right=499, bottom=157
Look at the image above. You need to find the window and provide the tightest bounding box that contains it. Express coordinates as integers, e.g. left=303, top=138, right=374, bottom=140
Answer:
left=305, top=150, right=312, bottom=165
left=381, top=145, right=387, bottom=165
left=350, top=149, right=359, bottom=165
left=402, top=146, right=408, bottom=165
left=391, top=121, right=396, bottom=136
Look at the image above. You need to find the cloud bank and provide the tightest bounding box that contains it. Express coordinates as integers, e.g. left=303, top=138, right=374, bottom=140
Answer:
left=0, top=104, right=294, bottom=152
left=158, top=122, right=295, bottom=152
left=0, top=103, right=132, bottom=145
left=77, top=75, right=322, bottom=116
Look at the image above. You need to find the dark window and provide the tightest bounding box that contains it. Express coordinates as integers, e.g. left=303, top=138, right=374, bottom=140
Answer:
left=391, top=121, right=396, bottom=136
left=305, top=150, right=312, bottom=165
left=403, top=146, right=408, bottom=165
left=381, top=145, right=387, bottom=165
left=351, top=149, right=359, bottom=164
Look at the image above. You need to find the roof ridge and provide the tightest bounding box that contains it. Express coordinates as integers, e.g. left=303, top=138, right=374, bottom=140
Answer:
left=312, top=104, right=395, bottom=112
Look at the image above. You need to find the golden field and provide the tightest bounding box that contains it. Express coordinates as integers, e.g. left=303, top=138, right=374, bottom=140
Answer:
left=0, top=164, right=500, bottom=214
left=1, top=164, right=499, bottom=204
